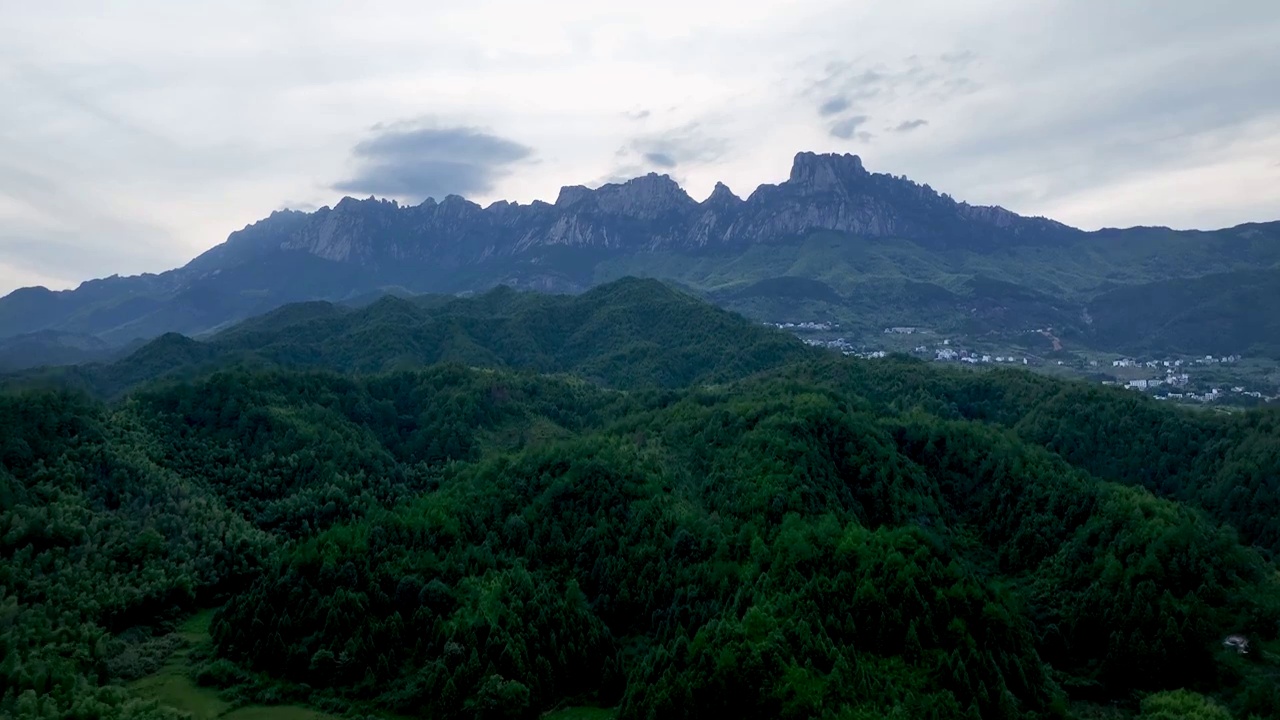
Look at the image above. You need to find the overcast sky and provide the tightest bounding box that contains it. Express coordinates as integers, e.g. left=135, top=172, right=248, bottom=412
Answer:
left=2, top=0, right=1278, bottom=293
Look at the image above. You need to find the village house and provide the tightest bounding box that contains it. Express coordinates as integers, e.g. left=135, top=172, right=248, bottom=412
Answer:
left=1224, top=635, right=1250, bottom=654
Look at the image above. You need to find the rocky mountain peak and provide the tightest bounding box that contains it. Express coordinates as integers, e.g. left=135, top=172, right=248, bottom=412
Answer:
left=589, top=172, right=696, bottom=219
left=705, top=181, right=743, bottom=206
left=0, top=149, right=1119, bottom=345
left=555, top=185, right=593, bottom=208
left=438, top=194, right=481, bottom=216
left=787, top=151, right=867, bottom=194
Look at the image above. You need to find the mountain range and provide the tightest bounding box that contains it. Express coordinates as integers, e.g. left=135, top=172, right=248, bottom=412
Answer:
left=3, top=150, right=1278, bottom=368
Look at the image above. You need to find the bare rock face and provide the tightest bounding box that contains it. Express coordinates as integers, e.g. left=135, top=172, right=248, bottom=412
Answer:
left=253, top=150, right=1075, bottom=269
left=0, top=150, right=1090, bottom=344
left=786, top=151, right=867, bottom=193
left=592, top=173, right=696, bottom=220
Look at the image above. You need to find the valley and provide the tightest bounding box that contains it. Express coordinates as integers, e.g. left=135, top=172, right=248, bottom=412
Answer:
left=774, top=320, right=1280, bottom=407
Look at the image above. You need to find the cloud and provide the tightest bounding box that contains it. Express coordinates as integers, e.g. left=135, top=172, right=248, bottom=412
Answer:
left=939, top=50, right=976, bottom=67
left=805, top=54, right=981, bottom=111
left=643, top=152, right=677, bottom=168
left=886, top=4, right=1280, bottom=226
left=804, top=55, right=969, bottom=144
left=2, top=0, right=1280, bottom=294
left=829, top=115, right=869, bottom=139
left=892, top=119, right=929, bottom=132
left=595, top=122, right=730, bottom=186
left=807, top=64, right=888, bottom=104
left=333, top=121, right=533, bottom=201
left=8, top=62, right=181, bottom=154
left=0, top=162, right=175, bottom=282
left=0, top=233, right=140, bottom=283
left=624, top=122, right=729, bottom=171
left=818, top=96, right=850, bottom=116
left=591, top=167, right=648, bottom=187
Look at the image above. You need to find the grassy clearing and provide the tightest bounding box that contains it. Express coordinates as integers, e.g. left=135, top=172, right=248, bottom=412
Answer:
left=131, top=662, right=231, bottom=720
left=130, top=610, right=342, bottom=720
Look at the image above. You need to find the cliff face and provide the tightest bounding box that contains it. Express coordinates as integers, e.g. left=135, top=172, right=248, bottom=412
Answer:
left=0, top=151, right=1106, bottom=345
left=227, top=151, right=1076, bottom=273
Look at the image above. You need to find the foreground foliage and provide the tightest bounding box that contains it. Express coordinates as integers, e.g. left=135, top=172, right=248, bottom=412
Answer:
left=5, top=281, right=1280, bottom=719
left=5, top=360, right=1280, bottom=719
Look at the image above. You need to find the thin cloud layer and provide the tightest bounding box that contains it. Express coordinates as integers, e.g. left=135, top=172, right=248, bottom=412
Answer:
left=624, top=123, right=729, bottom=173
left=333, top=123, right=533, bottom=202
left=643, top=152, right=677, bottom=168
left=829, top=115, right=870, bottom=140
left=818, top=96, right=851, bottom=116
left=803, top=53, right=981, bottom=146
left=1, top=0, right=1278, bottom=292
left=892, top=119, right=929, bottom=132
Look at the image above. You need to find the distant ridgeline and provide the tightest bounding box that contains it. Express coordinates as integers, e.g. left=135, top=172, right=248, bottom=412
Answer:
left=3, top=277, right=1280, bottom=720
left=2, top=151, right=1278, bottom=374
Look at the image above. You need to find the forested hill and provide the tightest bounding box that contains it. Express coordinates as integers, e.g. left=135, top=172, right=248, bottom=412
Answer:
left=1086, top=267, right=1280, bottom=357
left=5, top=278, right=816, bottom=398
left=5, top=282, right=1280, bottom=720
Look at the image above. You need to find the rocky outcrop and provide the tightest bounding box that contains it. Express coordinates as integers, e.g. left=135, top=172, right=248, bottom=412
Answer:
left=0, top=151, right=1090, bottom=343
left=232, top=151, right=1077, bottom=270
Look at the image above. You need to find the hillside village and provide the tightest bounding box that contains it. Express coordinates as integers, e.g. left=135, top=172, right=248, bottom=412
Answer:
left=769, top=321, right=1280, bottom=406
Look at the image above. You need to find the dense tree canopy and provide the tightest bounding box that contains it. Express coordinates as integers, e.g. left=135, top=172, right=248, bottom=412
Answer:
left=4, top=280, right=1280, bottom=719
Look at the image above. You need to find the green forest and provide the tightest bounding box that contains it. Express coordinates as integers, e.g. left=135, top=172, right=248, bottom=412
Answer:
left=4, top=279, right=1280, bottom=719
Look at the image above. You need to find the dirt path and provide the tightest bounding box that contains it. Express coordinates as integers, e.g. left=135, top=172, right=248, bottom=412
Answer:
left=1040, top=328, right=1063, bottom=351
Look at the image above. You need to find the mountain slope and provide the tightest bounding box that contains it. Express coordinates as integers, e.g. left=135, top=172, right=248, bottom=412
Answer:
left=2, top=152, right=1277, bottom=359
left=0, top=330, right=138, bottom=372
left=1088, top=267, right=1280, bottom=356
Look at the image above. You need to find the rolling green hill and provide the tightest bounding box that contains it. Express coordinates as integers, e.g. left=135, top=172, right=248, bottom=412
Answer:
left=0, top=330, right=139, bottom=372
left=4, top=278, right=816, bottom=398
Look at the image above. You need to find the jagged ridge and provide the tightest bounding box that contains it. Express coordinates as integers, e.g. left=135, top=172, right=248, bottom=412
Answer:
left=3, top=151, right=1276, bottom=353
left=228, top=152, right=1073, bottom=268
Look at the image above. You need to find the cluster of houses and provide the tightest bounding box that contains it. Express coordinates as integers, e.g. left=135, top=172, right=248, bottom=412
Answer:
left=804, top=337, right=854, bottom=352
left=801, top=337, right=888, bottom=359
left=1153, top=389, right=1223, bottom=403
left=1103, top=354, right=1278, bottom=403
left=933, top=348, right=1030, bottom=365
left=1111, top=355, right=1239, bottom=370
left=1104, top=380, right=1277, bottom=404
left=1157, top=388, right=1276, bottom=403
left=769, top=321, right=837, bottom=331
left=1117, top=372, right=1191, bottom=390
left=773, top=320, right=1276, bottom=406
